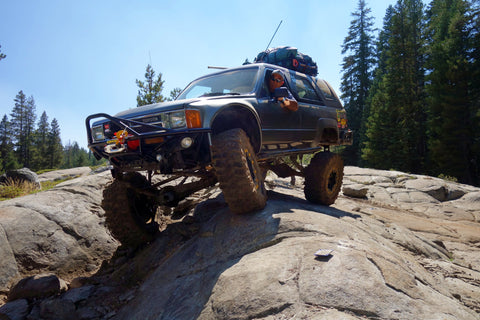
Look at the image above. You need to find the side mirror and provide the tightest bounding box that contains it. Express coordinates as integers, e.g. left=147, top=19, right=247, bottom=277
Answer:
left=273, top=87, right=289, bottom=98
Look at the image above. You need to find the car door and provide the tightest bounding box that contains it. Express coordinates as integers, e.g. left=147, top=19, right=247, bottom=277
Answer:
left=255, top=68, right=302, bottom=144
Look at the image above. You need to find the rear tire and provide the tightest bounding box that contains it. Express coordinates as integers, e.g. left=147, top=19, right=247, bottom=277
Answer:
left=102, top=172, right=159, bottom=247
left=304, top=152, right=344, bottom=205
left=211, top=128, right=267, bottom=214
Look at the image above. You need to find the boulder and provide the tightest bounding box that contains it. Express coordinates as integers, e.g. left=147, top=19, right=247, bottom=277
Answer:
left=8, top=274, right=67, bottom=301
left=342, top=184, right=368, bottom=198
left=0, top=171, right=117, bottom=297
left=0, top=226, right=19, bottom=289
left=0, top=168, right=40, bottom=189
left=404, top=177, right=449, bottom=201
left=0, top=299, right=29, bottom=320
left=116, top=194, right=479, bottom=320
left=39, top=298, right=77, bottom=320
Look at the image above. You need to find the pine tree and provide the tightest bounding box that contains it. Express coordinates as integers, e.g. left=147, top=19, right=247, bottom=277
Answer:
left=0, top=115, right=18, bottom=171
left=32, top=111, right=50, bottom=170
left=73, top=146, right=89, bottom=167
left=362, top=0, right=427, bottom=173
left=61, top=141, right=90, bottom=168
left=0, top=115, right=9, bottom=171
left=168, top=87, right=183, bottom=101
left=10, top=91, right=37, bottom=168
left=471, top=0, right=480, bottom=185
left=47, top=118, right=63, bottom=168
left=362, top=6, right=396, bottom=168
left=340, top=0, right=376, bottom=165
left=136, top=64, right=166, bottom=106
left=425, top=0, right=479, bottom=185
left=10, top=91, right=26, bottom=165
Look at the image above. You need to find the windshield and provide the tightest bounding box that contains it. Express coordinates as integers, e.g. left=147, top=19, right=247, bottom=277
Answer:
left=177, top=68, right=259, bottom=100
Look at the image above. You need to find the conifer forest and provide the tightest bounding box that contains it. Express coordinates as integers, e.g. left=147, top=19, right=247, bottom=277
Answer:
left=341, top=0, right=479, bottom=186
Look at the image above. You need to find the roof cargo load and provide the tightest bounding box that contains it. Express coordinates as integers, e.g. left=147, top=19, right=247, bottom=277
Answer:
left=254, top=46, right=318, bottom=76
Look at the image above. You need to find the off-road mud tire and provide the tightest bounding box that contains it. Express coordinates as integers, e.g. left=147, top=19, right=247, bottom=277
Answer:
left=211, top=128, right=267, bottom=214
left=102, top=172, right=159, bottom=247
left=304, top=152, right=344, bottom=205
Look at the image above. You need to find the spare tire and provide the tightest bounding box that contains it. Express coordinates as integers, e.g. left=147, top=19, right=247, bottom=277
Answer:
left=211, top=128, right=267, bottom=214
left=304, top=152, right=344, bottom=205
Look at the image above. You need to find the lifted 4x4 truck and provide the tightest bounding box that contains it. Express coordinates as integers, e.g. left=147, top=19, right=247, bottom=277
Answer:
left=86, top=62, right=352, bottom=246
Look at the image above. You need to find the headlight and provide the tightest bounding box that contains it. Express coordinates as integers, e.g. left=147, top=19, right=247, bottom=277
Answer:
left=92, top=125, right=105, bottom=141
left=168, top=111, right=187, bottom=128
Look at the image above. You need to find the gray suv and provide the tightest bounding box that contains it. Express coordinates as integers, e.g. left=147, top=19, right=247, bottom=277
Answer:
left=86, top=63, right=352, bottom=245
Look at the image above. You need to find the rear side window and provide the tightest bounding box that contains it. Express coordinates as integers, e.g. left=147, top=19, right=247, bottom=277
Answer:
left=315, top=79, right=343, bottom=108
left=316, top=79, right=337, bottom=102
left=291, top=74, right=324, bottom=104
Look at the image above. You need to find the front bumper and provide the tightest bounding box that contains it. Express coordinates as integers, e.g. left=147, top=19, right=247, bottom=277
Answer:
left=86, top=113, right=211, bottom=173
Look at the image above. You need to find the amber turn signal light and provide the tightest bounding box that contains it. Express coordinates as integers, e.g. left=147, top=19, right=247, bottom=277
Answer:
left=145, top=137, right=164, bottom=145
left=185, top=110, right=202, bottom=128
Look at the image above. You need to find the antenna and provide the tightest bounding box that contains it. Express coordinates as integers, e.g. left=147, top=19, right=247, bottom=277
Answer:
left=265, top=20, right=283, bottom=51
left=208, top=66, right=228, bottom=70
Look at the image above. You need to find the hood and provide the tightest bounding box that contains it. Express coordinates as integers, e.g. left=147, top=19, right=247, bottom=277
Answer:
left=113, top=99, right=199, bottom=119
left=113, top=93, right=255, bottom=120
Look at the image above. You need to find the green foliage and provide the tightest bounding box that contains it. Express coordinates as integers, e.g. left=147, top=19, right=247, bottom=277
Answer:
left=136, top=64, right=166, bottom=106
left=425, top=0, right=479, bottom=185
left=349, top=0, right=479, bottom=186
left=438, top=174, right=458, bottom=183
left=0, top=177, right=38, bottom=200
left=10, top=91, right=37, bottom=168
left=39, top=176, right=78, bottom=191
left=168, top=87, right=183, bottom=101
left=2, top=92, right=104, bottom=175
left=31, top=111, right=50, bottom=170
left=361, top=0, right=427, bottom=174
left=62, top=141, right=88, bottom=168
left=340, top=0, right=377, bottom=165
left=47, top=118, right=63, bottom=169
left=0, top=114, right=19, bottom=171
left=0, top=176, right=77, bottom=201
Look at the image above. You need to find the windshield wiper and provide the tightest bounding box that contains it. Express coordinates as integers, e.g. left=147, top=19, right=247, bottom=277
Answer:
left=200, top=92, right=223, bottom=97
left=200, top=92, right=241, bottom=97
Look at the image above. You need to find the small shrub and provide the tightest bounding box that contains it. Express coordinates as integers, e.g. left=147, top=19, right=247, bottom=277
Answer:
left=0, top=178, right=39, bottom=200
left=438, top=174, right=458, bottom=183
left=0, top=176, right=76, bottom=201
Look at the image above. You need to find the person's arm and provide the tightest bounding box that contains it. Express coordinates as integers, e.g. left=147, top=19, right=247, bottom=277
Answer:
left=279, top=91, right=298, bottom=112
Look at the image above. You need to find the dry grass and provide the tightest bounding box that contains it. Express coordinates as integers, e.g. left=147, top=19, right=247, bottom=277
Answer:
left=0, top=177, right=39, bottom=200
left=0, top=176, right=75, bottom=200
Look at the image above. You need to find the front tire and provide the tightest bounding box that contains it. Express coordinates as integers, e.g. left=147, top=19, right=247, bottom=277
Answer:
left=102, top=172, right=159, bottom=247
left=211, top=129, right=267, bottom=214
left=304, top=152, right=344, bottom=205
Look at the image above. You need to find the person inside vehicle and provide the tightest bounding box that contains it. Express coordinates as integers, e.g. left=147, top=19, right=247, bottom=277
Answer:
left=268, top=69, right=298, bottom=112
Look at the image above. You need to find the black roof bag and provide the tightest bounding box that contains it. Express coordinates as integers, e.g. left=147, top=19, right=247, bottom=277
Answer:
left=254, top=46, right=318, bottom=76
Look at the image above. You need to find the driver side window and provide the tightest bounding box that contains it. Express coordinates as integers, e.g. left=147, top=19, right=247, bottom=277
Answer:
left=259, top=69, right=274, bottom=98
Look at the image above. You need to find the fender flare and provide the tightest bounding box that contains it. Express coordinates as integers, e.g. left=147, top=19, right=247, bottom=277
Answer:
left=209, top=104, right=262, bottom=153
left=313, top=118, right=339, bottom=146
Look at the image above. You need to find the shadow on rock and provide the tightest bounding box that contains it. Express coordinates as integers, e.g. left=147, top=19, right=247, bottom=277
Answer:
left=266, top=189, right=361, bottom=219
left=99, top=194, right=284, bottom=320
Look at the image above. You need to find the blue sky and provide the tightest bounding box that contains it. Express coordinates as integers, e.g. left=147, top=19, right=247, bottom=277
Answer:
left=0, top=0, right=418, bottom=149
